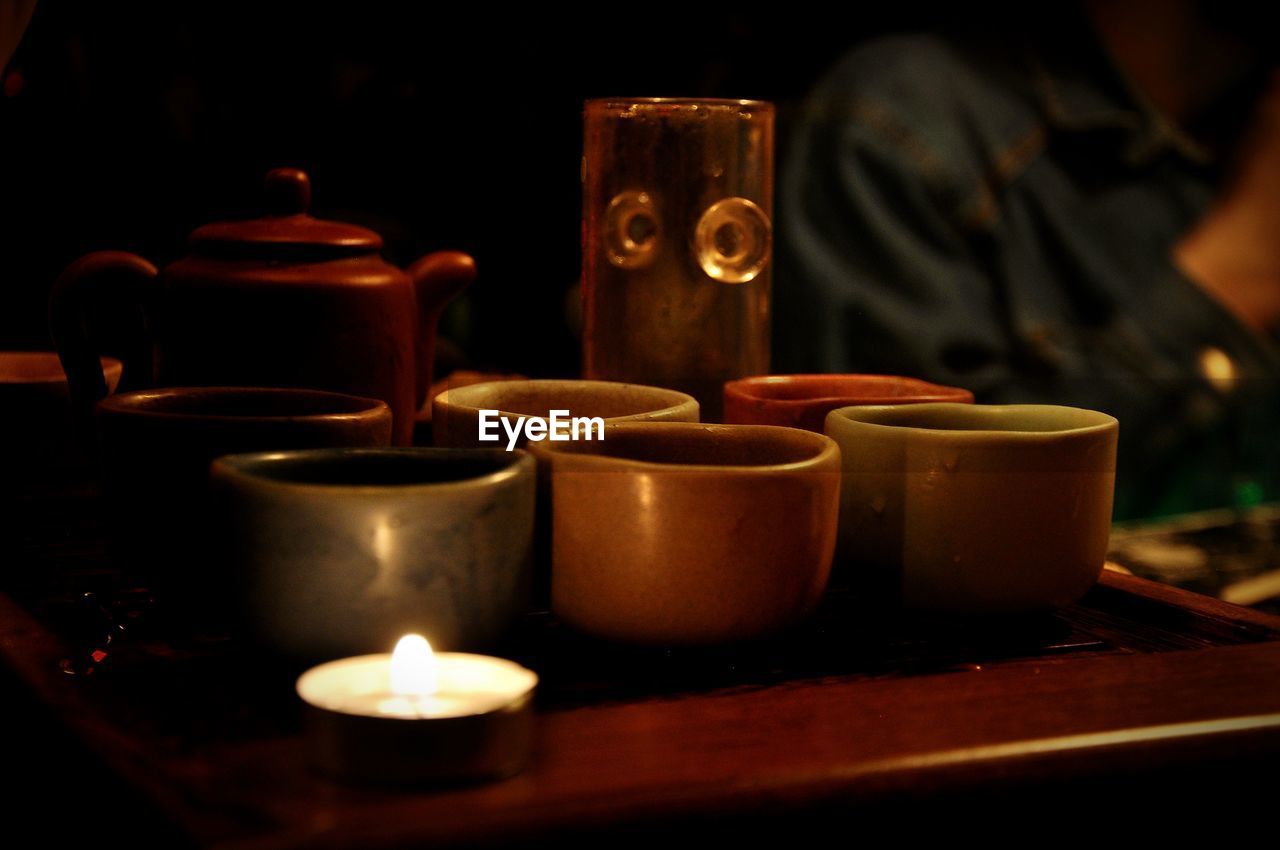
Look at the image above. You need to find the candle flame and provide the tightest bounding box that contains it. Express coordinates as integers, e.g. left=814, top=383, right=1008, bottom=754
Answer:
left=390, top=633, right=437, bottom=697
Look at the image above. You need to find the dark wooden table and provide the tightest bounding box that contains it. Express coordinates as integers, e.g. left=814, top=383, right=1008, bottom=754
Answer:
left=3, top=486, right=1280, bottom=847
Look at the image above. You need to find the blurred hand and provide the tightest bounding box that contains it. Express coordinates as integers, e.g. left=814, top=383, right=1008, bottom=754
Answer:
left=1176, top=70, right=1280, bottom=332
left=1, top=1, right=38, bottom=71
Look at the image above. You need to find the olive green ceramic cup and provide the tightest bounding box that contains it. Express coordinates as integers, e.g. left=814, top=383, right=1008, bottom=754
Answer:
left=825, top=403, right=1118, bottom=615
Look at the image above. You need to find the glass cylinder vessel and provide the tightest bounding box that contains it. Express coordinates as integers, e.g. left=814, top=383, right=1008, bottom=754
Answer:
left=582, top=98, right=774, bottom=420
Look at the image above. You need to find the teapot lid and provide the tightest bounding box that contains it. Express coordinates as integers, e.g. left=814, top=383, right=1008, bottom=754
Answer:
left=188, top=169, right=383, bottom=251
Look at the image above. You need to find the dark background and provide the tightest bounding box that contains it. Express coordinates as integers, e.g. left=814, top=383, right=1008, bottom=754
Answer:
left=0, top=2, right=974, bottom=378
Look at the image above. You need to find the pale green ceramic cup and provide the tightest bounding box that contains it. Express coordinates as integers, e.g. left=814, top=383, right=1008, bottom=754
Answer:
left=825, top=403, right=1118, bottom=615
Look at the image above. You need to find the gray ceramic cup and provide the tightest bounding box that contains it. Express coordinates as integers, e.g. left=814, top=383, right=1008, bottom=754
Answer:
left=211, top=448, right=535, bottom=660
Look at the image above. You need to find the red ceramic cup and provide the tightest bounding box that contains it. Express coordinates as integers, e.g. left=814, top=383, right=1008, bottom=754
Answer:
left=722, top=374, right=974, bottom=432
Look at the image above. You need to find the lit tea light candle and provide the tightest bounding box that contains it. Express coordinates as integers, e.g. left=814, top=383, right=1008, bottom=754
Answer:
left=297, top=634, right=538, bottom=785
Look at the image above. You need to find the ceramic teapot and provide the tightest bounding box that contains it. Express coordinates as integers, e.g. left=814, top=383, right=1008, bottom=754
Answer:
left=49, top=168, right=475, bottom=445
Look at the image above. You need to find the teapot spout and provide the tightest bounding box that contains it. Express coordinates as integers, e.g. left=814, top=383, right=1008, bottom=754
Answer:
left=408, top=251, right=477, bottom=409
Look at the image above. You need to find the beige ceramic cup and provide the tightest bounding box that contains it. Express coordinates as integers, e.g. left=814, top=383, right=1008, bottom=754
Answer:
left=825, top=403, right=1117, bottom=615
left=432, top=379, right=699, bottom=449
left=530, top=422, right=840, bottom=644
left=433, top=379, right=699, bottom=608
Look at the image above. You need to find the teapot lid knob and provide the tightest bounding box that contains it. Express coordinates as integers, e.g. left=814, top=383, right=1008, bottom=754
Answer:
left=264, top=168, right=311, bottom=216
left=188, top=167, right=381, bottom=250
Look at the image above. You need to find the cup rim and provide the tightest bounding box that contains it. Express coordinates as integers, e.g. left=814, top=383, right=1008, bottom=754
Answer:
left=0, top=351, right=122, bottom=386
left=528, top=421, right=839, bottom=473
left=826, top=402, right=1118, bottom=440
left=724, top=373, right=974, bottom=407
left=212, top=447, right=533, bottom=493
left=434, top=379, right=698, bottom=421
left=585, top=97, right=772, bottom=112
left=97, top=386, right=390, bottom=423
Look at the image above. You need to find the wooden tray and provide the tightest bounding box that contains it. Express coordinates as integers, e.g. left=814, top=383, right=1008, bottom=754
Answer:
left=3, top=486, right=1280, bottom=847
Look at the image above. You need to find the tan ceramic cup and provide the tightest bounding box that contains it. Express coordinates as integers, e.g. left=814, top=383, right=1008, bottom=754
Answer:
left=530, top=422, right=841, bottom=644
left=825, top=403, right=1118, bottom=615
left=431, top=379, right=699, bottom=448
left=1, top=352, right=122, bottom=485
left=97, top=387, right=393, bottom=620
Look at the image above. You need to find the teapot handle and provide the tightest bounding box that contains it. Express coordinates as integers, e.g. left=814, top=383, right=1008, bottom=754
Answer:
left=49, top=251, right=159, bottom=418
left=406, top=251, right=476, bottom=408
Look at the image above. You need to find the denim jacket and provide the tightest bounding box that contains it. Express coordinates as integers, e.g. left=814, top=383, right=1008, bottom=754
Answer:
left=776, top=27, right=1280, bottom=520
